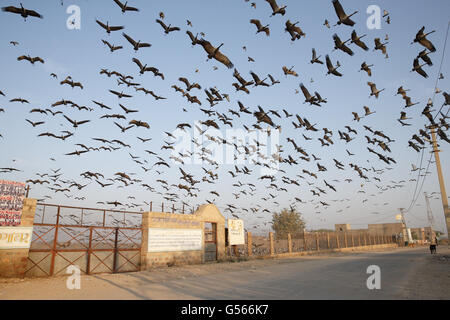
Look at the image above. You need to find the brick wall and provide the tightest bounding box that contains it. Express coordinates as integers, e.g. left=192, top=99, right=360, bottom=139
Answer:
left=0, top=198, right=37, bottom=278
left=141, top=204, right=225, bottom=269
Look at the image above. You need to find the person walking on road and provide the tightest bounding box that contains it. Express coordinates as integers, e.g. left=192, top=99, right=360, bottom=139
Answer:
left=429, top=236, right=438, bottom=254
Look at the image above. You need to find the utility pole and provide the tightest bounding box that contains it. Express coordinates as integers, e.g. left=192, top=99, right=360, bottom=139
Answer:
left=399, top=208, right=411, bottom=245
left=424, top=192, right=436, bottom=242
left=430, top=126, right=450, bottom=242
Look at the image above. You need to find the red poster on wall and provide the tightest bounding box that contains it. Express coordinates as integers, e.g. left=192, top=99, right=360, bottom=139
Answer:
left=0, top=180, right=26, bottom=226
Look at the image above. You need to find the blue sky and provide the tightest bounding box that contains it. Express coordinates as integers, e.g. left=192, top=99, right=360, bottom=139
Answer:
left=0, top=0, right=449, bottom=235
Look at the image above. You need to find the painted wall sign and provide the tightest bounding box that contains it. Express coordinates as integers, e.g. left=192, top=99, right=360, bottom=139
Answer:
left=150, top=217, right=201, bottom=227
left=0, top=227, right=33, bottom=249
left=148, top=228, right=203, bottom=252
left=228, top=219, right=245, bottom=245
left=0, top=180, right=26, bottom=226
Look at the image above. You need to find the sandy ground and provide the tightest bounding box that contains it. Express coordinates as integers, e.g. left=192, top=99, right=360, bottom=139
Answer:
left=0, top=246, right=448, bottom=299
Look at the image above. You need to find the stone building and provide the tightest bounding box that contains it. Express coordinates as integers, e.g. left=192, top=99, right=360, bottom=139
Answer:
left=335, top=224, right=351, bottom=232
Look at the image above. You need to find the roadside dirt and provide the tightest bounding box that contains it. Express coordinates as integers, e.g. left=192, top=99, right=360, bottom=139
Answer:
left=0, top=246, right=448, bottom=300
left=400, top=248, right=450, bottom=299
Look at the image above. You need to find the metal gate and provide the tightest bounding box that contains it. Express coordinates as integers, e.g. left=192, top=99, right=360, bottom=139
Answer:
left=26, top=204, right=142, bottom=277
left=204, top=222, right=217, bottom=262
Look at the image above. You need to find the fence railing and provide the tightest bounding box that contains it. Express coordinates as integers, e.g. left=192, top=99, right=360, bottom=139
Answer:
left=227, top=231, right=398, bottom=258
left=147, top=202, right=196, bottom=214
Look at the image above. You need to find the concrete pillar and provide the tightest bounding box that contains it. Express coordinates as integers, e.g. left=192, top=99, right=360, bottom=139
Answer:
left=287, top=233, right=292, bottom=253
left=316, top=233, right=320, bottom=251
left=269, top=232, right=274, bottom=255
left=247, top=232, right=252, bottom=256
left=304, top=231, right=308, bottom=251
left=336, top=233, right=340, bottom=248
left=327, top=233, right=330, bottom=249
left=140, top=211, right=149, bottom=271
left=344, top=233, right=348, bottom=248
left=0, top=198, right=36, bottom=278
left=351, top=234, right=354, bottom=247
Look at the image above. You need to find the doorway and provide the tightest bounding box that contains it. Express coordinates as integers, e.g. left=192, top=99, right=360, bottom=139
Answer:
left=204, top=222, right=217, bottom=262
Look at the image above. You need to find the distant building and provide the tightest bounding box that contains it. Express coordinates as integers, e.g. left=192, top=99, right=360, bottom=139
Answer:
left=335, top=224, right=351, bottom=232
left=410, top=227, right=425, bottom=241
left=368, top=223, right=403, bottom=236
left=423, top=226, right=441, bottom=241
left=334, top=223, right=402, bottom=236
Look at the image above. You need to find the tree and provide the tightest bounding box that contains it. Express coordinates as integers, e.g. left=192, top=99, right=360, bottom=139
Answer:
left=271, top=208, right=306, bottom=239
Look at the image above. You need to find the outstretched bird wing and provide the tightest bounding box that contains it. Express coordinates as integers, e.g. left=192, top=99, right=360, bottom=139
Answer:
left=96, top=19, right=108, bottom=30
left=250, top=19, right=262, bottom=30
left=332, top=0, right=347, bottom=20
left=123, top=33, right=137, bottom=46
left=198, top=39, right=234, bottom=69
left=155, top=19, right=168, bottom=30
left=132, top=57, right=144, bottom=70
left=113, top=0, right=125, bottom=9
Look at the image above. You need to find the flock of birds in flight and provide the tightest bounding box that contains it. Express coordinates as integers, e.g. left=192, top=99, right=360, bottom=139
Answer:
left=0, top=0, right=449, bottom=231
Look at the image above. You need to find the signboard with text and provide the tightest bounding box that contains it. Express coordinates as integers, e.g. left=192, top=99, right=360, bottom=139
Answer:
left=0, top=227, right=33, bottom=249
left=228, top=219, right=245, bottom=245
left=0, top=180, right=26, bottom=226
left=148, top=228, right=203, bottom=252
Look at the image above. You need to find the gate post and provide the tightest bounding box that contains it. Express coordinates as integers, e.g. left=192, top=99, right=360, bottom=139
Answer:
left=50, top=205, right=61, bottom=276
left=288, top=233, right=292, bottom=253
left=269, top=232, right=274, bottom=255
left=113, top=227, right=119, bottom=273
left=86, top=227, right=93, bottom=275
left=327, top=233, right=330, bottom=249
left=304, top=231, right=308, bottom=251
left=140, top=212, right=149, bottom=271
left=316, top=233, right=320, bottom=251
left=247, top=232, right=252, bottom=256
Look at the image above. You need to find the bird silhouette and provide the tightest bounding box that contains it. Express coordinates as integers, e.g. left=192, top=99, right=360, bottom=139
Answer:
left=351, top=30, right=369, bottom=51
left=197, top=39, right=233, bottom=69
left=96, top=20, right=124, bottom=34
left=332, top=0, right=357, bottom=26
left=265, top=0, right=286, bottom=16
left=250, top=19, right=270, bottom=36
left=113, top=0, right=139, bottom=13
left=325, top=55, right=342, bottom=77
left=123, top=33, right=151, bottom=51
left=2, top=4, right=43, bottom=20
left=17, top=55, right=44, bottom=64
left=101, top=39, right=123, bottom=52
left=156, top=19, right=180, bottom=34
left=412, top=26, right=436, bottom=52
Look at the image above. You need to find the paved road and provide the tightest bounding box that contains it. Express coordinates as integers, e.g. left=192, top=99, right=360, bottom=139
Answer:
left=1, top=247, right=449, bottom=299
